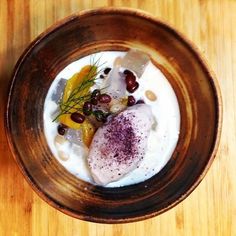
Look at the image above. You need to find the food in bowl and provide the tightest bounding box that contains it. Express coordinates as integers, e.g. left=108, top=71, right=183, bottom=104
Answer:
left=6, top=8, right=221, bottom=222
left=43, top=49, right=180, bottom=187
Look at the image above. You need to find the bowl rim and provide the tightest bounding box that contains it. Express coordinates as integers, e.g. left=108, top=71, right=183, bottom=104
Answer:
left=5, top=7, right=223, bottom=223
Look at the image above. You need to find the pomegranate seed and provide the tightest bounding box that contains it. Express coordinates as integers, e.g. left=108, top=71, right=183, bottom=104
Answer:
left=136, top=99, right=145, bottom=104
left=71, top=112, right=85, bottom=123
left=91, top=89, right=101, bottom=98
left=127, top=96, right=136, bottom=106
left=127, top=82, right=139, bottom=93
left=83, top=101, right=92, bottom=115
left=57, top=125, right=66, bottom=135
left=123, top=69, right=134, bottom=76
left=125, top=74, right=136, bottom=87
left=91, top=89, right=101, bottom=105
left=91, top=97, right=98, bottom=105
left=98, top=94, right=112, bottom=103
left=104, top=67, right=111, bottom=74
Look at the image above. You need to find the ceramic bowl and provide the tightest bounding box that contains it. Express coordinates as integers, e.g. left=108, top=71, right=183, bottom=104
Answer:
left=6, top=8, right=222, bottom=223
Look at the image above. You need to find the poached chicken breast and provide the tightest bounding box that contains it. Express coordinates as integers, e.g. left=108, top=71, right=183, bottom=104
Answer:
left=87, top=104, right=154, bottom=185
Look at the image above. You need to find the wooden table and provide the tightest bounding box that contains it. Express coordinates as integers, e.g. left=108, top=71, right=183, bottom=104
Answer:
left=0, top=0, right=235, bottom=235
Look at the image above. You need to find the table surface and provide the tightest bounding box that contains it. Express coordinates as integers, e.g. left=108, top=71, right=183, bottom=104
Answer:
left=0, top=0, right=235, bottom=235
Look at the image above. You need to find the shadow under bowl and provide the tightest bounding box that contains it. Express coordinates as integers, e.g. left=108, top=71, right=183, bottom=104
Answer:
left=6, top=8, right=222, bottom=223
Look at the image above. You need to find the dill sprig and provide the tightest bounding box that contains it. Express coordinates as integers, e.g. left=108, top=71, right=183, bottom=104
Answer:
left=53, top=55, right=106, bottom=122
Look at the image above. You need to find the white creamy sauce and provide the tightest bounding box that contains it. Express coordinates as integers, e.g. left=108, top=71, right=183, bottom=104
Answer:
left=43, top=51, right=180, bottom=187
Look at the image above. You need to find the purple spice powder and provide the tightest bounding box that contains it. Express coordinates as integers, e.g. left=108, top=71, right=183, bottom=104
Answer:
left=103, top=114, right=140, bottom=165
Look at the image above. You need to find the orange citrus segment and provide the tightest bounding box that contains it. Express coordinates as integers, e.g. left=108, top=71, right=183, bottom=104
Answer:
left=81, top=120, right=96, bottom=147
left=59, top=65, right=96, bottom=128
left=59, top=65, right=97, bottom=146
left=62, top=65, right=96, bottom=102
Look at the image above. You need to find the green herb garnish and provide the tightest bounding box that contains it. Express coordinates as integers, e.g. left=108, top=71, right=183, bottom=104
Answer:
left=53, top=56, right=106, bottom=122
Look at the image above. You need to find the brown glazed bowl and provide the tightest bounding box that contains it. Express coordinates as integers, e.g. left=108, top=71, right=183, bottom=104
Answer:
left=6, top=8, right=222, bottom=223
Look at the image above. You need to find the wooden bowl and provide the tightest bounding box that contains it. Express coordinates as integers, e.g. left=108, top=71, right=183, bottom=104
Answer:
left=6, top=8, right=222, bottom=223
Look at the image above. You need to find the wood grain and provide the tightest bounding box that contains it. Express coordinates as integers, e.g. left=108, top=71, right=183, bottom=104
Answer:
left=0, top=0, right=235, bottom=235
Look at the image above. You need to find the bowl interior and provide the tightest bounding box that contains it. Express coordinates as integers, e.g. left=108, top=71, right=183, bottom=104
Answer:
left=6, top=9, right=220, bottom=223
